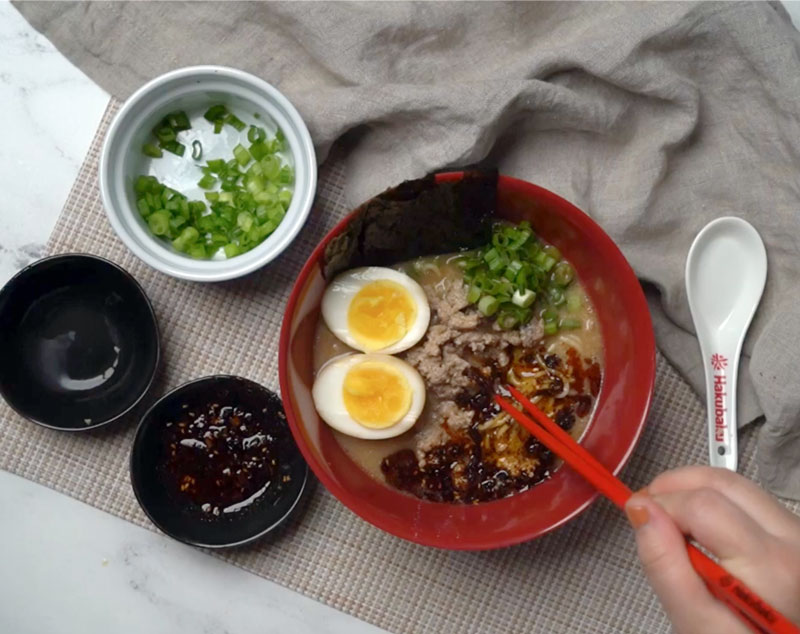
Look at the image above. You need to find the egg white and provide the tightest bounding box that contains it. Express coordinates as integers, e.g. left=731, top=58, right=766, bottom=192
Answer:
left=312, top=353, right=426, bottom=439
left=321, top=266, right=430, bottom=354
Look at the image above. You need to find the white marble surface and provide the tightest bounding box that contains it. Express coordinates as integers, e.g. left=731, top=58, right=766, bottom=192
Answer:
left=0, top=471, right=384, bottom=634
left=0, top=3, right=385, bottom=633
left=0, top=1, right=108, bottom=285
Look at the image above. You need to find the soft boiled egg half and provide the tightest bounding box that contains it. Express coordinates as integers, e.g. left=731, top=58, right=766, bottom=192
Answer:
left=321, top=267, right=430, bottom=354
left=312, top=353, right=425, bottom=439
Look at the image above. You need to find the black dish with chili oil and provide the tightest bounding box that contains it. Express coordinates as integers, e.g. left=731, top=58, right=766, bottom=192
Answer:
left=130, top=375, right=308, bottom=548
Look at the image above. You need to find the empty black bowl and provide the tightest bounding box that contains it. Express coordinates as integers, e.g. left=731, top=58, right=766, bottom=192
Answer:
left=130, top=376, right=309, bottom=548
left=0, top=254, right=160, bottom=431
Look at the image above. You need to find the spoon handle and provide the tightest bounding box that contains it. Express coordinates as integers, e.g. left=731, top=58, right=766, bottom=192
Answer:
left=701, top=342, right=739, bottom=471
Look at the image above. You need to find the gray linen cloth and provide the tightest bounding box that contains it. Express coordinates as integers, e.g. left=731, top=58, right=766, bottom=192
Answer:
left=13, top=0, right=800, bottom=499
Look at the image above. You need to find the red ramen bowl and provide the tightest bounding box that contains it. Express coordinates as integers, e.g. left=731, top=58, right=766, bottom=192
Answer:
left=279, top=173, right=655, bottom=550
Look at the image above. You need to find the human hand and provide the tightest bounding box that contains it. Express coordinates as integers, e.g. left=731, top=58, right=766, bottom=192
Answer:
left=625, top=466, right=800, bottom=633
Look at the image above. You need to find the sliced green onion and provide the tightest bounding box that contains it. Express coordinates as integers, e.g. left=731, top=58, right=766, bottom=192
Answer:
left=195, top=216, right=214, bottom=233
left=260, top=155, right=281, bottom=180
left=213, top=120, right=224, bottom=134
left=487, top=257, right=505, bottom=273
left=223, top=243, right=240, bottom=258
left=484, top=247, right=500, bottom=263
left=247, top=126, right=266, bottom=143
left=246, top=161, right=264, bottom=178
left=246, top=225, right=260, bottom=244
left=208, top=232, right=228, bottom=247
left=512, top=288, right=536, bottom=308
left=147, top=211, right=170, bottom=236
left=187, top=243, right=206, bottom=259
left=566, top=292, right=582, bottom=311
left=548, top=287, right=566, bottom=306
left=197, top=174, right=216, bottom=190
left=155, top=126, right=176, bottom=143
left=559, top=317, right=582, bottom=330
left=169, top=216, right=187, bottom=232
left=237, top=211, right=254, bottom=232
left=204, top=104, right=228, bottom=123
left=552, top=261, right=574, bottom=287
left=246, top=175, right=265, bottom=195
left=275, top=127, right=287, bottom=150
left=278, top=165, right=293, bottom=184
left=478, top=295, right=500, bottom=317
left=497, top=311, right=519, bottom=330
left=178, top=226, right=199, bottom=244
left=172, top=237, right=188, bottom=252
left=189, top=201, right=205, bottom=215
left=133, top=119, right=292, bottom=260
left=267, top=206, right=285, bottom=223
left=258, top=220, right=278, bottom=238
left=462, top=222, right=579, bottom=327
left=543, top=321, right=559, bottom=336
left=135, top=175, right=153, bottom=193
left=233, top=144, right=252, bottom=167
left=142, top=111, right=193, bottom=158
left=510, top=231, right=530, bottom=250
left=277, top=188, right=293, bottom=209
left=542, top=307, right=559, bottom=322
left=161, top=141, right=186, bottom=157
left=206, top=159, right=226, bottom=174
left=142, top=143, right=163, bottom=158
left=225, top=113, right=246, bottom=131
left=249, top=141, right=269, bottom=161
left=255, top=205, right=269, bottom=222
left=169, top=111, right=191, bottom=131
left=543, top=245, right=561, bottom=261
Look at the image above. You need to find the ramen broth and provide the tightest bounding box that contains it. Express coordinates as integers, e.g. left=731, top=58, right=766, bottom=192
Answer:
left=313, top=254, right=604, bottom=502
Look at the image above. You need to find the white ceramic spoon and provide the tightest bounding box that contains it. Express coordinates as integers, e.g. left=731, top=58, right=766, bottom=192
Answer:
left=685, top=217, right=767, bottom=471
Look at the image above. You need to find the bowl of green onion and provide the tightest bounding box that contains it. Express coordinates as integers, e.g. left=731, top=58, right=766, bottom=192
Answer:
left=100, top=66, right=316, bottom=281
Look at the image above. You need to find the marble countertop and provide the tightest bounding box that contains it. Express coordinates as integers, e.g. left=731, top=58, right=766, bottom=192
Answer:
left=0, top=3, right=384, bottom=632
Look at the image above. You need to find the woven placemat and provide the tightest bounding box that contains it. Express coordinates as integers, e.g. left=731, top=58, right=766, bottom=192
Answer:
left=2, top=99, right=797, bottom=634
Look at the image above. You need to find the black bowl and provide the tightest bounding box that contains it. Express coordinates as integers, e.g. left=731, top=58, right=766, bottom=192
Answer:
left=0, top=254, right=160, bottom=431
left=130, top=375, right=309, bottom=548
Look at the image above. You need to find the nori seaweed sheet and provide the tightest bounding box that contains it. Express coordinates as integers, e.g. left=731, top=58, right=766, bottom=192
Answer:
left=322, top=169, right=497, bottom=279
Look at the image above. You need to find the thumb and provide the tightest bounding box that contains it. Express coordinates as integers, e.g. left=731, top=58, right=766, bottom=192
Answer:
left=625, top=493, right=744, bottom=634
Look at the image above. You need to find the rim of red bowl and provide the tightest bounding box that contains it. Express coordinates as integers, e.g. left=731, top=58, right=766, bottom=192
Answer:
left=279, top=172, right=656, bottom=549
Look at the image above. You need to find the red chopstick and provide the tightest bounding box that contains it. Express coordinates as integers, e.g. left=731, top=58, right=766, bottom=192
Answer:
left=496, top=386, right=799, bottom=634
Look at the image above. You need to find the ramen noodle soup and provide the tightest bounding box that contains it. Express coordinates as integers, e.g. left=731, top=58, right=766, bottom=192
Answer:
left=313, top=249, right=603, bottom=504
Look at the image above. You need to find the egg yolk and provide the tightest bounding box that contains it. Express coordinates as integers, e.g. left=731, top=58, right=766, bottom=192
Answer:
left=347, top=280, right=417, bottom=351
left=342, top=361, right=412, bottom=429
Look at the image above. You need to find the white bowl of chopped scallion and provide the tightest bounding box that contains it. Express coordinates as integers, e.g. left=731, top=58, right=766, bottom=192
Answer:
left=100, top=66, right=316, bottom=282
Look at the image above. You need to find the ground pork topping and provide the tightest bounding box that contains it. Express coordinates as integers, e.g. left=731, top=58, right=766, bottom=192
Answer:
left=400, top=275, right=543, bottom=434
left=383, top=266, right=600, bottom=504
